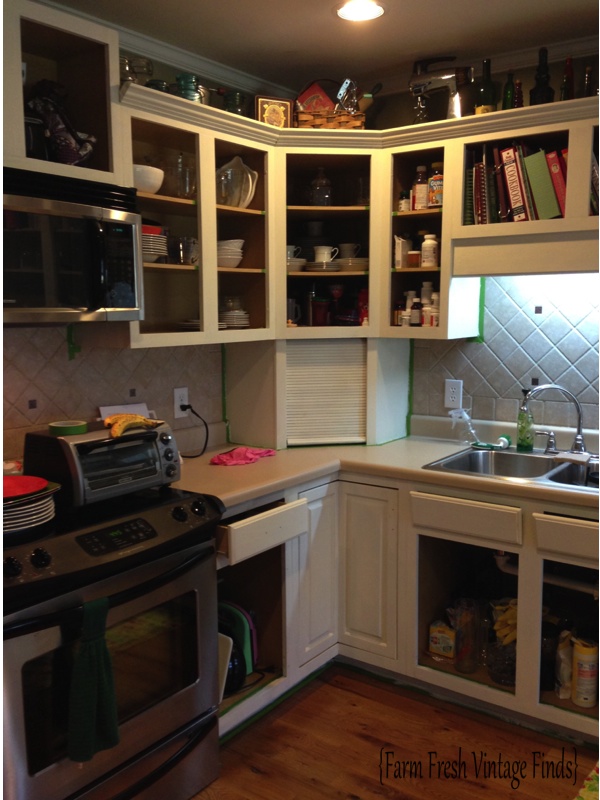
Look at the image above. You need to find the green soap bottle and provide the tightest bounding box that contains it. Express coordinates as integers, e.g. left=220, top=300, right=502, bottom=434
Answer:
left=517, top=389, right=534, bottom=452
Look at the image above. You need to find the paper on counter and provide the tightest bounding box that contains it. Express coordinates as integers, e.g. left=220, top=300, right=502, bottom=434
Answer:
left=98, top=403, right=156, bottom=420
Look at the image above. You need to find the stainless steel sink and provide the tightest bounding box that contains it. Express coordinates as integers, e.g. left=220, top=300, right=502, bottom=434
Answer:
left=424, top=448, right=556, bottom=479
left=545, top=462, right=600, bottom=490
left=423, top=448, right=599, bottom=493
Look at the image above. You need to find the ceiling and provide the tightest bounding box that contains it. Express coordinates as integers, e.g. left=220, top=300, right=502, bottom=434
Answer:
left=50, top=0, right=598, bottom=97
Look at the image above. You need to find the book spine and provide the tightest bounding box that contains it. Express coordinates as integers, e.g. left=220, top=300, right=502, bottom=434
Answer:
left=591, top=151, right=599, bottom=215
left=515, top=142, right=537, bottom=219
left=500, top=147, right=528, bottom=221
left=546, top=151, right=566, bottom=216
left=493, top=146, right=511, bottom=222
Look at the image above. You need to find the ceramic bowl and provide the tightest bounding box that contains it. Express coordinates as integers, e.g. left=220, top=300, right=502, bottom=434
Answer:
left=133, top=165, right=164, bottom=194
left=217, top=255, right=243, bottom=268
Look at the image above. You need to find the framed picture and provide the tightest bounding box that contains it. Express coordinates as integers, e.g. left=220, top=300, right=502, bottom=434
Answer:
left=255, top=97, right=293, bottom=128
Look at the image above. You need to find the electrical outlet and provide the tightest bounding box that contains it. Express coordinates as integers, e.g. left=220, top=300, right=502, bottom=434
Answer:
left=444, top=379, right=463, bottom=409
left=174, top=387, right=189, bottom=419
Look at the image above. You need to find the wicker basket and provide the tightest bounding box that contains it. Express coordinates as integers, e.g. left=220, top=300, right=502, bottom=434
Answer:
left=295, top=109, right=365, bottom=130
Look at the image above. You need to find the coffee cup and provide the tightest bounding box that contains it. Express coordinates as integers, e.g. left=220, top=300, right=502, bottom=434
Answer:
left=287, top=245, right=302, bottom=259
left=339, top=243, right=360, bottom=258
left=314, top=246, right=339, bottom=263
left=287, top=298, right=301, bottom=323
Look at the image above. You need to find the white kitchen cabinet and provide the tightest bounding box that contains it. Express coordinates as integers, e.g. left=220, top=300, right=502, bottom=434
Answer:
left=402, top=480, right=598, bottom=739
left=3, top=0, right=125, bottom=182
left=445, top=100, right=598, bottom=276
left=295, top=482, right=339, bottom=667
left=119, top=88, right=277, bottom=347
left=338, top=480, right=398, bottom=666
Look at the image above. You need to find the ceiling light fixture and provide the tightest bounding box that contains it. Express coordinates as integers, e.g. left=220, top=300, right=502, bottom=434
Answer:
left=336, top=0, right=385, bottom=21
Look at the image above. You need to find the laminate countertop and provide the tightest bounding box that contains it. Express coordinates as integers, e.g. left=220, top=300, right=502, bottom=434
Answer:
left=174, top=437, right=599, bottom=513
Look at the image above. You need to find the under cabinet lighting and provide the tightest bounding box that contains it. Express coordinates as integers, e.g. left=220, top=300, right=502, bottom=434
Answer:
left=337, top=0, right=385, bottom=21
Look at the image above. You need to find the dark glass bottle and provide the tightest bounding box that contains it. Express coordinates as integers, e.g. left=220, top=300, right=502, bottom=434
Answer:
left=502, top=72, right=515, bottom=110
left=513, top=79, right=524, bottom=108
left=583, top=65, right=594, bottom=97
left=475, top=59, right=496, bottom=114
left=559, top=56, right=575, bottom=101
left=530, top=47, right=555, bottom=105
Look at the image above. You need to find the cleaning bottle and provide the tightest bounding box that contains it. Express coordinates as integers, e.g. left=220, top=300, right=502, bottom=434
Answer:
left=517, top=389, right=534, bottom=452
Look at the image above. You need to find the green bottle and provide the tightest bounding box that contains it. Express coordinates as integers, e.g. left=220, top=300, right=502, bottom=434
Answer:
left=517, top=389, right=534, bottom=452
left=502, top=72, right=515, bottom=109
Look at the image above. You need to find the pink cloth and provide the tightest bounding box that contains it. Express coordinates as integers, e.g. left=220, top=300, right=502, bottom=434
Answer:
left=210, top=446, right=276, bottom=466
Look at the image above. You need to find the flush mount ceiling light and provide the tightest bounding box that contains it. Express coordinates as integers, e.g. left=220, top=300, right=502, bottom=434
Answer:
left=337, top=0, right=385, bottom=21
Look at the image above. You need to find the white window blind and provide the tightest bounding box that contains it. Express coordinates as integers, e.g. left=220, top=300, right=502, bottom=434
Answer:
left=286, top=340, right=366, bottom=445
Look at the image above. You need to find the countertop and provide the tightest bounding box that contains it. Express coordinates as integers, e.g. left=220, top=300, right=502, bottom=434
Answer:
left=174, top=437, right=599, bottom=513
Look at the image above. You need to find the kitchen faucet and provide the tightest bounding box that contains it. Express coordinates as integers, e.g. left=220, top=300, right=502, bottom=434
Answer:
left=523, top=383, right=587, bottom=454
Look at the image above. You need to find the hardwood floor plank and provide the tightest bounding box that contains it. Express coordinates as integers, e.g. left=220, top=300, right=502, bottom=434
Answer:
left=195, top=666, right=598, bottom=800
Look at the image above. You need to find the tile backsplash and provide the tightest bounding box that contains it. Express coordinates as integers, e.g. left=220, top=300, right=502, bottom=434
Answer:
left=3, top=327, right=223, bottom=459
left=412, top=274, right=599, bottom=432
left=4, top=274, right=599, bottom=460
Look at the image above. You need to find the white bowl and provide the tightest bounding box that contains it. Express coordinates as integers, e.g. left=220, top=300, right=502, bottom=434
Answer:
left=133, top=165, right=165, bottom=194
left=217, top=255, right=243, bottom=268
left=218, top=239, right=244, bottom=248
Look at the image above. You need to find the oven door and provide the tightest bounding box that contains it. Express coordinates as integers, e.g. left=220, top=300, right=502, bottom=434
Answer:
left=3, top=543, right=219, bottom=800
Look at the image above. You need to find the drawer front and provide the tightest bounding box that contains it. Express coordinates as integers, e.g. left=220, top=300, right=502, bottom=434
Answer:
left=410, top=491, right=522, bottom=544
left=217, top=498, right=308, bottom=564
left=533, top=513, right=599, bottom=561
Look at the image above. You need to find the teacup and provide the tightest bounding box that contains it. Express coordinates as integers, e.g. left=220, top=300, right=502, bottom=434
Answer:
left=339, top=243, right=360, bottom=258
left=314, top=246, right=339, bottom=263
left=287, top=245, right=302, bottom=259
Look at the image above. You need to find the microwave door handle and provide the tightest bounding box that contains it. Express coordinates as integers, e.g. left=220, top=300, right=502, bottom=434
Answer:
left=88, top=218, right=106, bottom=309
left=3, top=545, right=215, bottom=641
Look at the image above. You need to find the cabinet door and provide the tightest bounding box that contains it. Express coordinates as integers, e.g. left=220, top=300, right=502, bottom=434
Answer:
left=296, top=483, right=339, bottom=666
left=338, top=481, right=397, bottom=659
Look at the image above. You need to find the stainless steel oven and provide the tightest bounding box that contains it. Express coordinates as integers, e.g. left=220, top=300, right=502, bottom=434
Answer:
left=4, top=488, right=224, bottom=800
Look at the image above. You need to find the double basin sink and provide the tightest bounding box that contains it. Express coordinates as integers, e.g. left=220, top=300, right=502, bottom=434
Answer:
left=424, top=448, right=599, bottom=493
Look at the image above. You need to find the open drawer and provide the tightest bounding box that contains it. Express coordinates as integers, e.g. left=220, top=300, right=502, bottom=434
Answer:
left=216, top=498, right=308, bottom=564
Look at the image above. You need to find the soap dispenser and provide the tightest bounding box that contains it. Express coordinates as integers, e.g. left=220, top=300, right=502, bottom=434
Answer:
left=517, top=389, right=534, bottom=452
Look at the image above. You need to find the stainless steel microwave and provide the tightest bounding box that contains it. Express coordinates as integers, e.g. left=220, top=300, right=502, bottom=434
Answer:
left=3, top=168, right=144, bottom=324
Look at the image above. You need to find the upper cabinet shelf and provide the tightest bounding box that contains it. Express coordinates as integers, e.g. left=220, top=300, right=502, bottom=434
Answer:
left=4, top=0, right=123, bottom=181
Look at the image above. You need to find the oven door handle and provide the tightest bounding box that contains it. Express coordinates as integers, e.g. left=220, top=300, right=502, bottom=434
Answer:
left=3, top=544, right=214, bottom=640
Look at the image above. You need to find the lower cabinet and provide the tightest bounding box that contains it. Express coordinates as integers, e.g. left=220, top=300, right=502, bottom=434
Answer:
left=338, top=480, right=398, bottom=665
left=296, top=482, right=339, bottom=667
left=403, top=483, right=599, bottom=740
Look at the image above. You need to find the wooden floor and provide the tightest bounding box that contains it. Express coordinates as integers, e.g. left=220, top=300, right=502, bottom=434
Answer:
left=195, top=665, right=598, bottom=800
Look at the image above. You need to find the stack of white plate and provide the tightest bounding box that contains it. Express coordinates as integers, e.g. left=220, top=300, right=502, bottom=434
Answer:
left=305, top=261, right=341, bottom=272
left=178, top=319, right=202, bottom=330
left=142, top=233, right=168, bottom=263
left=218, top=309, right=250, bottom=328
left=217, top=239, right=244, bottom=268
left=3, top=476, right=61, bottom=534
left=287, top=257, right=307, bottom=273
left=334, top=257, right=370, bottom=272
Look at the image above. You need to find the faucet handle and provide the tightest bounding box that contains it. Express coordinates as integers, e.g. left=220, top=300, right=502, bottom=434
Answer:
left=534, top=429, right=560, bottom=454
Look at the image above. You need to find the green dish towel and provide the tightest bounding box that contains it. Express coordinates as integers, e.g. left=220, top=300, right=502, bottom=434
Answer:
left=67, top=597, right=119, bottom=762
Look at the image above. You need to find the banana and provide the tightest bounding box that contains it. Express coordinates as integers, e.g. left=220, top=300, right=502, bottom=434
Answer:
left=501, top=628, right=517, bottom=645
left=104, top=413, right=164, bottom=438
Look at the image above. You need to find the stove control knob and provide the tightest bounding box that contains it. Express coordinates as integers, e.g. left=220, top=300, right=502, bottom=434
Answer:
left=172, top=506, right=188, bottom=523
left=30, top=548, right=52, bottom=569
left=191, top=499, right=206, bottom=517
left=4, top=556, right=23, bottom=578
left=164, top=448, right=174, bottom=461
left=160, top=432, right=172, bottom=444
left=166, top=464, right=177, bottom=478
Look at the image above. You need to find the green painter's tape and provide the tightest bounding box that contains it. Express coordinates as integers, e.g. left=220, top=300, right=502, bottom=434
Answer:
left=48, top=420, right=88, bottom=436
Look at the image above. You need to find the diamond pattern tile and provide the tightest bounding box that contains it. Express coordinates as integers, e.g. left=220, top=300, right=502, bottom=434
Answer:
left=413, top=274, right=599, bottom=430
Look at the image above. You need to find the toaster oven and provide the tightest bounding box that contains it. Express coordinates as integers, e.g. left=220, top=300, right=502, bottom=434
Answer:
left=23, top=423, right=181, bottom=510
